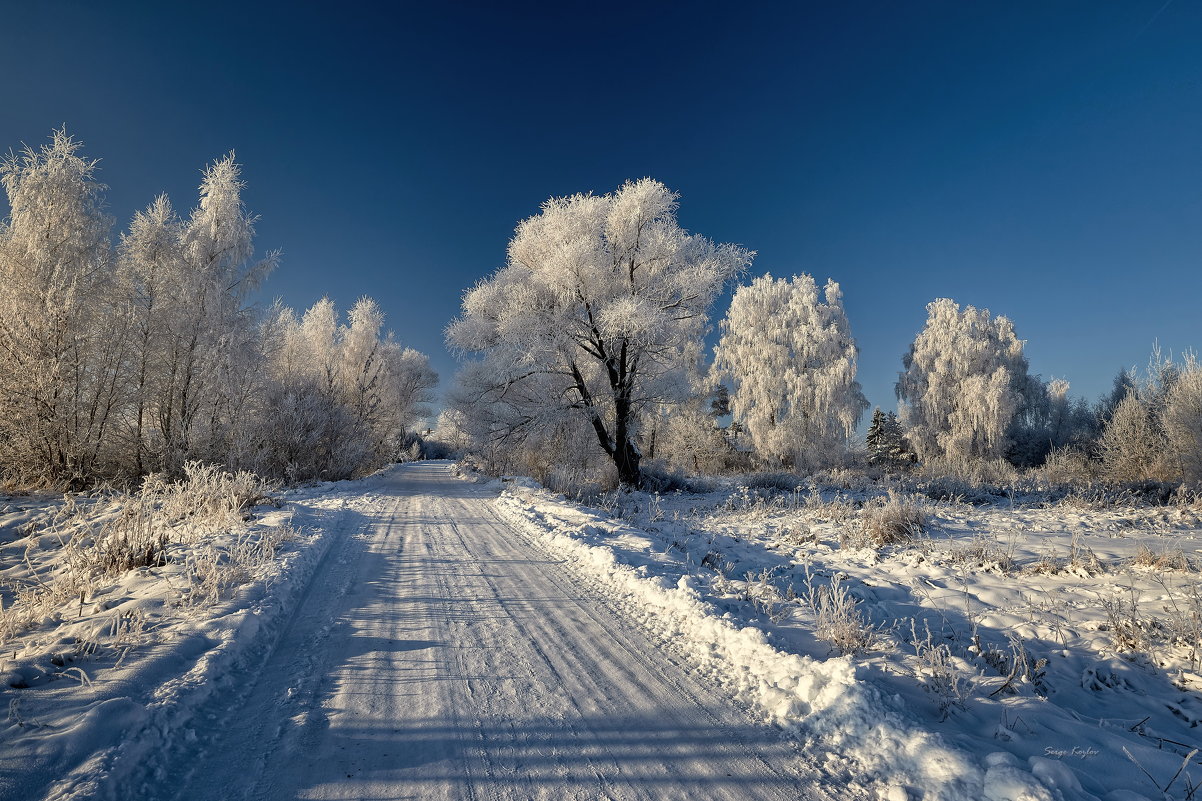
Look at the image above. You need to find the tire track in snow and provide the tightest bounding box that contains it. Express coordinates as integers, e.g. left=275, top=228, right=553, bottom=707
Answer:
left=102, top=463, right=830, bottom=801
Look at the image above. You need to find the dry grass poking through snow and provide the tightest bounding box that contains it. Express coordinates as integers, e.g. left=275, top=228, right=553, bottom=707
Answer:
left=808, top=575, right=877, bottom=655
left=0, top=462, right=283, bottom=648
left=843, top=491, right=928, bottom=549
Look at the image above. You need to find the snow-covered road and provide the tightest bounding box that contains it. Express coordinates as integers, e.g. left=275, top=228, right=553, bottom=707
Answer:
left=145, top=462, right=823, bottom=801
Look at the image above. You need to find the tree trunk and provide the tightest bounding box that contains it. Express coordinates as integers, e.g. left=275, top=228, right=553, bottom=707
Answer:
left=614, top=437, right=642, bottom=488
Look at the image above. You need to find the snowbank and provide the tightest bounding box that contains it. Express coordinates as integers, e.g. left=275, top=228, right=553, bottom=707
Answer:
left=494, top=490, right=1059, bottom=801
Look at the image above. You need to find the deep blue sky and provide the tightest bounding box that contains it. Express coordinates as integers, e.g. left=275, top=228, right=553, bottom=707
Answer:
left=3, top=1, right=1200, bottom=416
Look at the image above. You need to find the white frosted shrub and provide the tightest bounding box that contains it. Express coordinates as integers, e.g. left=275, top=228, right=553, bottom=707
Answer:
left=1159, top=355, right=1202, bottom=483
left=1098, top=394, right=1163, bottom=483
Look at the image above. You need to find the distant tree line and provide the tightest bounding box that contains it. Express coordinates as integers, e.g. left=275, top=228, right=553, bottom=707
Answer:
left=0, top=129, right=436, bottom=489
left=441, top=179, right=1202, bottom=491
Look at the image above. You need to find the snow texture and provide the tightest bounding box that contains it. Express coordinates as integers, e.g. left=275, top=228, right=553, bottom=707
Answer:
left=493, top=474, right=1202, bottom=801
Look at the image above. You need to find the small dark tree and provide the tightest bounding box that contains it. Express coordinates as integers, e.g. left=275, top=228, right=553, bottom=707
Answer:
left=866, top=408, right=887, bottom=462
left=709, top=384, right=731, bottom=418
left=867, top=408, right=914, bottom=468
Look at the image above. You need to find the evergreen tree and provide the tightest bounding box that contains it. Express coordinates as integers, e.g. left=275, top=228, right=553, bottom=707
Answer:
left=867, top=408, right=914, bottom=468
left=866, top=408, right=887, bottom=462
left=709, top=383, right=731, bottom=418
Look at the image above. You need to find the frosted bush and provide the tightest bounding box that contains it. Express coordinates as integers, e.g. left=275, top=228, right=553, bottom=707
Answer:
left=1036, top=446, right=1100, bottom=487
left=844, top=492, right=927, bottom=549
left=156, top=461, right=275, bottom=533
left=808, top=576, right=876, bottom=655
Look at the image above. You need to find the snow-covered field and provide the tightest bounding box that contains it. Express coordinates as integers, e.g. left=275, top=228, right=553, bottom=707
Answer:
left=3, top=460, right=1199, bottom=801
left=0, top=468, right=371, bottom=801
left=491, top=471, right=1202, bottom=801
left=1, top=463, right=826, bottom=801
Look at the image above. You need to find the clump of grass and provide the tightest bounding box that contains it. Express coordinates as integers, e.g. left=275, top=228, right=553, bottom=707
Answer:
left=1133, top=543, right=1196, bottom=572
left=0, top=462, right=280, bottom=648
left=843, top=492, right=927, bottom=549
left=947, top=534, right=1014, bottom=573
left=809, top=576, right=877, bottom=655
left=1099, top=586, right=1149, bottom=653
left=155, top=461, right=277, bottom=531
left=910, top=619, right=974, bottom=719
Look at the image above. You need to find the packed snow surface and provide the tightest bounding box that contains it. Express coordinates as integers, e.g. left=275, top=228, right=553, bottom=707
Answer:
left=5, top=460, right=1198, bottom=800
left=492, top=471, right=1202, bottom=801
left=1, top=463, right=836, bottom=800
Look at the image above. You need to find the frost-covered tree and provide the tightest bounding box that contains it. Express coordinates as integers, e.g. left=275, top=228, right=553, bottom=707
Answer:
left=896, top=299, right=1031, bottom=463
left=658, top=406, right=732, bottom=475
left=0, top=129, right=119, bottom=485
left=1087, top=350, right=1202, bottom=485
left=866, top=408, right=914, bottom=468
left=1098, top=393, right=1161, bottom=482
left=1159, top=354, right=1202, bottom=483
left=1006, top=377, right=1096, bottom=467
left=713, top=274, right=867, bottom=470
left=447, top=178, right=750, bottom=487
left=340, top=296, right=437, bottom=452
left=169, top=154, right=276, bottom=468
left=114, top=194, right=186, bottom=474
left=257, top=297, right=437, bottom=481
left=429, top=408, right=474, bottom=457
left=118, top=153, right=277, bottom=473
left=0, top=129, right=431, bottom=488
left=387, top=344, right=439, bottom=444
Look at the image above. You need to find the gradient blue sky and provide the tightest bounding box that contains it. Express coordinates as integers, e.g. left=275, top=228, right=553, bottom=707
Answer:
left=3, top=1, right=1200, bottom=416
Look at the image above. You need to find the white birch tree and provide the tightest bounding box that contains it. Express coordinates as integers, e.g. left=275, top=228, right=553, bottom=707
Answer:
left=114, top=194, right=186, bottom=474
left=0, top=129, right=119, bottom=485
left=896, top=298, right=1030, bottom=463
left=157, top=154, right=276, bottom=471
left=713, top=273, right=867, bottom=470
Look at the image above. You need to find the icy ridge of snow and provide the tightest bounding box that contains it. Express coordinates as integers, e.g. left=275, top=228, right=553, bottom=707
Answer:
left=494, top=488, right=1059, bottom=801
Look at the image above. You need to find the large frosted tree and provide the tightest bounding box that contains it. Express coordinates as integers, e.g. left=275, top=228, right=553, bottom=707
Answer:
left=447, top=178, right=751, bottom=487
left=1159, top=354, right=1202, bottom=483
left=1097, top=351, right=1202, bottom=484
left=0, top=129, right=119, bottom=485
left=114, top=194, right=186, bottom=474
left=713, top=274, right=867, bottom=469
left=161, top=154, right=277, bottom=469
left=258, top=296, right=437, bottom=481
left=896, top=298, right=1030, bottom=462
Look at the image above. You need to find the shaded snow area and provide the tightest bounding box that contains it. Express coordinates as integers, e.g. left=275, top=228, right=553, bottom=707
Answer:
left=0, top=462, right=834, bottom=801
left=0, top=468, right=366, bottom=801
left=488, top=471, right=1202, bottom=801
